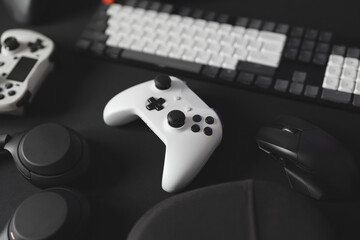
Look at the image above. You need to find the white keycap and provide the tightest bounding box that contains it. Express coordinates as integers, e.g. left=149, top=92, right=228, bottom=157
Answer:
left=154, top=32, right=168, bottom=44
left=354, top=82, right=360, bottom=95
left=130, top=39, right=146, bottom=51
left=261, top=42, right=284, bottom=54
left=207, top=32, right=222, bottom=44
left=247, top=50, right=280, bottom=67
left=132, top=8, right=145, bottom=17
left=131, top=29, right=144, bottom=39
left=182, top=49, right=197, bottom=61
left=195, top=52, right=211, bottom=64
left=192, top=19, right=207, bottom=30
left=220, top=35, right=235, bottom=46
left=194, top=31, right=208, bottom=41
left=143, top=42, right=159, bottom=54
left=107, top=4, right=122, bottom=16
left=167, top=36, right=182, bottom=47
left=168, top=15, right=182, bottom=24
left=182, top=28, right=197, bottom=39
left=244, top=29, right=259, bottom=40
left=168, top=47, right=184, bottom=59
left=206, top=43, right=221, bottom=54
left=106, top=36, right=120, bottom=47
left=338, top=79, right=355, bottom=93
left=157, top=24, right=172, bottom=34
left=218, top=24, right=233, bottom=34
left=233, top=48, right=248, bottom=60
left=205, top=22, right=220, bottom=32
left=258, top=31, right=286, bottom=44
left=322, top=76, right=339, bottom=90
left=143, top=10, right=158, bottom=21
left=234, top=38, right=248, bottom=49
left=344, top=57, right=359, bottom=69
left=121, top=6, right=134, bottom=14
left=247, top=40, right=262, bottom=51
left=181, top=39, right=194, bottom=49
left=209, top=55, right=224, bottom=67
left=156, top=44, right=171, bottom=56
left=193, top=41, right=208, bottom=52
left=157, top=12, right=170, bottom=21
left=118, top=38, right=133, bottom=49
left=328, top=54, right=344, bottom=66
left=222, top=57, right=238, bottom=70
left=219, top=45, right=234, bottom=57
left=105, top=26, right=120, bottom=36
left=341, top=68, right=357, bottom=80
left=325, top=65, right=342, bottom=77
left=143, top=31, right=157, bottom=41
left=230, top=26, right=245, bottom=38
left=179, top=17, right=195, bottom=28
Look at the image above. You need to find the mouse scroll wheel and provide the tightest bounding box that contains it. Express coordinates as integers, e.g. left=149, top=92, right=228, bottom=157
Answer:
left=281, top=127, right=299, bottom=134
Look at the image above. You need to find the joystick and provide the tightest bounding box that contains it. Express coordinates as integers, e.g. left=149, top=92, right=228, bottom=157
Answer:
left=103, top=75, right=223, bottom=192
left=0, top=123, right=90, bottom=187
left=0, top=188, right=90, bottom=240
left=0, top=29, right=54, bottom=115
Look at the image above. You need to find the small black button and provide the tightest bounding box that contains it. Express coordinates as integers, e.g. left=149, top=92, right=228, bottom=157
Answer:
left=191, top=124, right=200, bottom=132
left=202, top=66, right=220, bottom=79
left=235, top=17, right=249, bottom=27
left=292, top=71, right=307, bottom=83
left=236, top=72, right=255, bottom=85
left=262, top=21, right=276, bottom=31
left=204, top=127, right=213, bottom=136
left=219, top=69, right=237, bottom=82
left=275, top=24, right=289, bottom=34
left=248, top=19, right=262, bottom=29
left=3, top=37, right=20, bottom=51
left=146, top=97, right=165, bottom=111
left=154, top=75, right=171, bottom=90
left=205, top=116, right=214, bottom=124
left=167, top=110, right=186, bottom=128
left=8, top=90, right=16, bottom=96
left=0, top=94, right=4, bottom=100
left=304, top=85, right=319, bottom=98
left=255, top=75, right=273, bottom=89
left=5, top=83, right=13, bottom=89
left=274, top=79, right=289, bottom=92
left=289, top=82, right=304, bottom=95
left=290, top=27, right=304, bottom=37
left=192, top=115, right=202, bottom=122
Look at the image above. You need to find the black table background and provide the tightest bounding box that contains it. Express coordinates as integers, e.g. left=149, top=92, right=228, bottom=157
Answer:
left=1, top=0, right=360, bottom=239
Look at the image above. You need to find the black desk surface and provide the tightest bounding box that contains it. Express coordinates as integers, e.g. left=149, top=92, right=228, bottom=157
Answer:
left=0, top=0, right=360, bottom=239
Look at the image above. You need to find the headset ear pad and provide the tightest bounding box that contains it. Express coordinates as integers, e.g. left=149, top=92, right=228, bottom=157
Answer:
left=5, top=123, right=90, bottom=186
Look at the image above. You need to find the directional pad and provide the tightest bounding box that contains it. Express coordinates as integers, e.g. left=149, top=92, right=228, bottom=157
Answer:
left=146, top=97, right=165, bottom=111
left=28, top=39, right=45, bottom=52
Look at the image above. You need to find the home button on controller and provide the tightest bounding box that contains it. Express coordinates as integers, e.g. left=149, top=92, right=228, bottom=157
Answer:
left=155, top=75, right=171, bottom=90
left=3, top=37, right=19, bottom=51
left=167, top=110, right=186, bottom=128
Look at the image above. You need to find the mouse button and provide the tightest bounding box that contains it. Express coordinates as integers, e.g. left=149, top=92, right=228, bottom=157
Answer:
left=257, top=127, right=299, bottom=159
left=275, top=115, right=317, bottom=132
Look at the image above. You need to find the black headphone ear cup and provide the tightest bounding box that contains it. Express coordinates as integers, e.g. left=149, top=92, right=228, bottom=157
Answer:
left=4, top=123, right=90, bottom=187
left=6, top=188, right=90, bottom=240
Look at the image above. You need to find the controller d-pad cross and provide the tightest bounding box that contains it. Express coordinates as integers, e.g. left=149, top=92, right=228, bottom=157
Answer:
left=146, top=97, right=165, bottom=111
left=28, top=39, right=45, bottom=52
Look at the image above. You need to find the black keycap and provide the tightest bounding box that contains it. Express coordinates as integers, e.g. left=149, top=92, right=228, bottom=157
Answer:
left=219, top=69, right=237, bottom=82
left=178, top=7, right=191, bottom=16
left=255, top=75, right=273, bottom=89
left=82, top=31, right=108, bottom=43
left=262, top=21, right=276, bottom=32
left=304, top=85, right=319, bottom=98
left=237, top=62, right=276, bottom=76
left=192, top=9, right=204, bottom=19
left=298, top=51, right=312, bottom=63
left=203, top=12, right=216, bottom=21
left=235, top=17, right=249, bottom=27
left=319, top=31, right=333, bottom=42
left=289, top=82, right=304, bottom=95
left=90, top=42, right=106, bottom=55
left=76, top=39, right=91, bottom=51
left=202, top=66, right=220, bottom=78
left=283, top=48, right=298, bottom=60
left=217, top=14, right=230, bottom=23
left=332, top=45, right=346, bottom=56
left=315, top=43, right=330, bottom=53
left=87, top=20, right=107, bottom=32
left=292, top=71, right=307, bottom=83
left=160, top=4, right=174, bottom=13
left=312, top=53, right=328, bottom=66
left=304, top=29, right=318, bottom=40
left=125, top=0, right=138, bottom=6
left=236, top=72, right=255, bottom=85
left=347, top=48, right=360, bottom=59
left=122, top=50, right=203, bottom=73
left=287, top=38, right=301, bottom=48
left=275, top=24, right=290, bottom=34
left=105, top=47, right=122, bottom=59
left=248, top=19, right=262, bottom=29
left=274, top=79, right=289, bottom=92
left=301, top=41, right=315, bottom=51
left=290, top=27, right=304, bottom=37
left=137, top=0, right=149, bottom=9
left=321, top=89, right=351, bottom=104
left=352, top=95, right=360, bottom=107
left=148, top=2, right=162, bottom=11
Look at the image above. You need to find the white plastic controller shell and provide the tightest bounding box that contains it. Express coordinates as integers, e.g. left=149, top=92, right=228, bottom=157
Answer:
left=0, top=29, right=54, bottom=114
left=103, top=76, right=223, bottom=192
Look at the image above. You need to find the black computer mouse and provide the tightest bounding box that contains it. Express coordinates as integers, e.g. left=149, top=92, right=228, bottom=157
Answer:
left=256, top=115, right=359, bottom=200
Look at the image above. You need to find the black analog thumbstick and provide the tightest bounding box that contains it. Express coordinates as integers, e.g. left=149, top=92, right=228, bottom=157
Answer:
left=3, top=37, right=20, bottom=51
left=167, top=110, right=186, bottom=128
left=154, top=75, right=171, bottom=90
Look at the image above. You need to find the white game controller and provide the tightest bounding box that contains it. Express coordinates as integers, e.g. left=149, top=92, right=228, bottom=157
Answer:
left=0, top=29, right=54, bottom=114
left=103, top=75, right=223, bottom=192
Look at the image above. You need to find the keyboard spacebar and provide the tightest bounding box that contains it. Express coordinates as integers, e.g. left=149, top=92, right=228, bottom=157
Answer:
left=121, top=50, right=203, bottom=73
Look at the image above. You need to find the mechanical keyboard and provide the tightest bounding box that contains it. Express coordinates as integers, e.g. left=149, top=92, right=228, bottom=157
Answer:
left=76, top=0, right=360, bottom=111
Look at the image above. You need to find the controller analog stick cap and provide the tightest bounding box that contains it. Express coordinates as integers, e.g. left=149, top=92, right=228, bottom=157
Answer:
left=3, top=37, right=20, bottom=51
left=155, top=75, right=171, bottom=90
left=167, top=110, right=186, bottom=128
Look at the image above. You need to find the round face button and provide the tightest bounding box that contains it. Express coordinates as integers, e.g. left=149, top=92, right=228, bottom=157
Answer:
left=204, top=127, right=213, bottom=136
left=205, top=116, right=214, bottom=124
left=192, top=115, right=202, bottom=122
left=191, top=124, right=200, bottom=132
left=8, top=90, right=16, bottom=96
left=155, top=75, right=171, bottom=90
left=0, top=94, right=4, bottom=100
left=167, top=110, right=186, bottom=128
left=5, top=83, right=13, bottom=89
left=4, top=37, right=20, bottom=51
